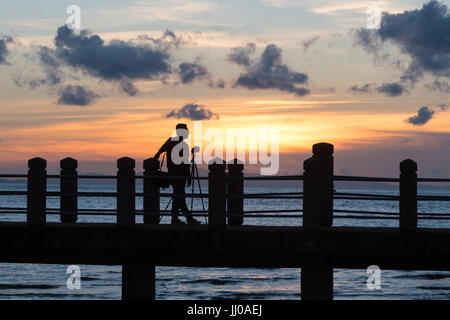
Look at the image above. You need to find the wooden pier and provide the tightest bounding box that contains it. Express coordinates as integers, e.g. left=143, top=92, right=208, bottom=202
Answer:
left=0, top=142, right=449, bottom=300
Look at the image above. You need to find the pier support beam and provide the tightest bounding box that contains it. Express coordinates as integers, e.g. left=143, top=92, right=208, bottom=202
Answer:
left=122, top=263, right=155, bottom=300
left=301, top=265, right=333, bottom=300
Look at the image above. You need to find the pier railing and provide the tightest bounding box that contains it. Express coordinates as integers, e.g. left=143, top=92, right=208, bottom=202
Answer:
left=0, top=142, right=450, bottom=229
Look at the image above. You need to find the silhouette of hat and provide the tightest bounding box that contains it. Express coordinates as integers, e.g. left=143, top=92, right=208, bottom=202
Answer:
left=176, top=123, right=188, bottom=130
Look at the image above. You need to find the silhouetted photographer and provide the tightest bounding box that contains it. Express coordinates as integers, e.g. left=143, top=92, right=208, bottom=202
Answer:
left=155, top=123, right=201, bottom=225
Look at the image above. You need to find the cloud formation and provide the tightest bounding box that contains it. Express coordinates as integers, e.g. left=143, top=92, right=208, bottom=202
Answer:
left=137, top=29, right=185, bottom=50
left=302, top=36, right=320, bottom=53
left=376, top=82, right=406, bottom=97
left=16, top=26, right=227, bottom=98
left=166, top=103, right=219, bottom=120
left=57, top=85, right=99, bottom=106
left=178, top=62, right=209, bottom=84
left=406, top=106, right=435, bottom=126
left=227, top=43, right=256, bottom=66
left=119, top=79, right=138, bottom=96
left=37, top=25, right=173, bottom=96
left=176, top=60, right=225, bottom=88
left=427, top=79, right=450, bottom=92
left=348, top=83, right=376, bottom=93
left=0, top=36, right=13, bottom=65
left=233, top=44, right=310, bottom=96
left=348, top=82, right=406, bottom=96
left=215, top=79, right=226, bottom=89
left=354, top=1, right=450, bottom=87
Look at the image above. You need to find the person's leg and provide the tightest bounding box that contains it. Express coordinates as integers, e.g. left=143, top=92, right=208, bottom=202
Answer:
left=179, top=180, right=200, bottom=225
left=178, top=182, right=191, bottom=219
left=171, top=179, right=183, bottom=223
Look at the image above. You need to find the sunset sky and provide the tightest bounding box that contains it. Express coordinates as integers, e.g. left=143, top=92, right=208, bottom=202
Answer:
left=0, top=0, right=449, bottom=177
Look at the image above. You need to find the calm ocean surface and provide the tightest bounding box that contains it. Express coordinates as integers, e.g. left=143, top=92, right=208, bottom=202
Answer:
left=0, top=179, right=450, bottom=300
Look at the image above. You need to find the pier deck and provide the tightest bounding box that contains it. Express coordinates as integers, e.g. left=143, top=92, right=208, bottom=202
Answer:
left=0, top=223, right=449, bottom=271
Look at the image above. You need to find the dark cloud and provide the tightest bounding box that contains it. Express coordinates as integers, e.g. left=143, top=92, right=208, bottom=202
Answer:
left=37, top=46, right=63, bottom=85
left=13, top=46, right=65, bottom=89
left=119, top=79, right=138, bottom=96
left=233, top=44, right=310, bottom=96
left=376, top=82, right=406, bottom=97
left=227, top=43, right=255, bottom=66
left=302, top=36, right=320, bottom=53
left=57, top=85, right=99, bottom=106
left=35, top=25, right=173, bottom=95
left=178, top=62, right=209, bottom=84
left=353, top=28, right=385, bottom=62
left=176, top=60, right=225, bottom=88
left=0, top=36, right=14, bottom=65
left=406, top=106, right=435, bottom=126
left=166, top=103, right=219, bottom=120
left=354, top=1, right=450, bottom=85
left=426, top=79, right=450, bottom=92
left=348, top=83, right=376, bottom=93
left=53, top=26, right=172, bottom=80
left=137, top=29, right=185, bottom=49
left=348, top=82, right=406, bottom=96
left=214, top=79, right=226, bottom=89
left=11, top=45, right=63, bottom=90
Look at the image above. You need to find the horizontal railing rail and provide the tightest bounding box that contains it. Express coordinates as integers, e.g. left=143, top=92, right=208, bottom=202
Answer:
left=331, top=175, right=400, bottom=182
left=0, top=174, right=28, bottom=178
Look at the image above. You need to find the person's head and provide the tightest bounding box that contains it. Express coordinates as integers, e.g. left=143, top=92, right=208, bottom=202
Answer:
left=175, top=123, right=189, bottom=139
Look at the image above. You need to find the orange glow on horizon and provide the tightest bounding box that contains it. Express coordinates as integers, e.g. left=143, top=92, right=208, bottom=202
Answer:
left=1, top=95, right=450, bottom=165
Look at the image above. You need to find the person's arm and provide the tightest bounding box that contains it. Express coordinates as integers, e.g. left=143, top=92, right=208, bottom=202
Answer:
left=154, top=138, right=171, bottom=159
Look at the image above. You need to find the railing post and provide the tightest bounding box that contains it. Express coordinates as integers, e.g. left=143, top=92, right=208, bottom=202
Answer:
left=302, top=157, right=321, bottom=229
left=400, top=159, right=417, bottom=232
left=208, top=158, right=226, bottom=229
left=60, top=157, right=78, bottom=223
left=312, top=142, right=334, bottom=226
left=117, top=157, right=136, bottom=227
left=27, top=157, right=47, bottom=226
left=301, top=153, right=333, bottom=300
left=227, top=159, right=244, bottom=226
left=143, top=158, right=160, bottom=224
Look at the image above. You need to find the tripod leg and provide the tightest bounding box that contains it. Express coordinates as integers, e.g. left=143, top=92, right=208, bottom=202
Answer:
left=194, top=163, right=207, bottom=224
left=161, top=197, right=172, bottom=223
left=191, top=163, right=195, bottom=213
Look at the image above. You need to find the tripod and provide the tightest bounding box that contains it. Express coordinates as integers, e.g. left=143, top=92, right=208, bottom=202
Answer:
left=162, top=147, right=207, bottom=224
left=190, top=147, right=207, bottom=224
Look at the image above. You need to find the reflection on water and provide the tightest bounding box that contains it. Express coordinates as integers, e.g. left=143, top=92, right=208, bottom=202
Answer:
left=0, top=181, right=450, bottom=299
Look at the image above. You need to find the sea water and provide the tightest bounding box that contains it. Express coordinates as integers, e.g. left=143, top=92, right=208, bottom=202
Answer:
left=0, top=180, right=449, bottom=300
